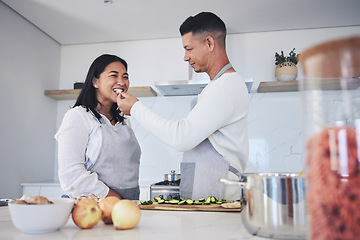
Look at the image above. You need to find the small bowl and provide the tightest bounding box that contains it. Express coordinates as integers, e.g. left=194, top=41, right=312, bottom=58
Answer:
left=8, top=198, right=74, bottom=234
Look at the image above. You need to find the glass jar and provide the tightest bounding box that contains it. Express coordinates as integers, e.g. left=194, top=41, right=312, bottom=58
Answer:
left=299, top=36, right=360, bottom=240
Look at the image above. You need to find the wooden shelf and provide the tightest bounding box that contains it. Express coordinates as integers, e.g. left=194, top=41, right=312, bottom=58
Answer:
left=257, top=78, right=360, bottom=93
left=257, top=80, right=299, bottom=93
left=45, top=86, right=157, bottom=100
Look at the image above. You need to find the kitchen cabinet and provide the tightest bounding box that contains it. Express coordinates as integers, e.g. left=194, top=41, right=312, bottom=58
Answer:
left=21, top=183, right=67, bottom=198
left=45, top=86, right=157, bottom=100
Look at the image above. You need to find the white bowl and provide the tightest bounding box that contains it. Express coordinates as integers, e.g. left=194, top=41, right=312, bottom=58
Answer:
left=8, top=198, right=74, bottom=234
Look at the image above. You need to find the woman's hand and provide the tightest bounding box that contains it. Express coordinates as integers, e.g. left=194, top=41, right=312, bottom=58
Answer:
left=106, top=189, right=122, bottom=199
left=117, top=92, right=139, bottom=115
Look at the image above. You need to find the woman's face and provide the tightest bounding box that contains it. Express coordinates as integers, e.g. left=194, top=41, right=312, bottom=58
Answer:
left=93, top=61, right=129, bottom=105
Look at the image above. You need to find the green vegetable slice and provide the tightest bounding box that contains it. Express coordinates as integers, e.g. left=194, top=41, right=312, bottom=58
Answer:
left=178, top=200, right=186, bottom=205
left=168, top=199, right=180, bottom=204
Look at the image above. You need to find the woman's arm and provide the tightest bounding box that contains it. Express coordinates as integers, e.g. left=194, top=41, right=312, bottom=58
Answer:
left=55, top=108, right=109, bottom=198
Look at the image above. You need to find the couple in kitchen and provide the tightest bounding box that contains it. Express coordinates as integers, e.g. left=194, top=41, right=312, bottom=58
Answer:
left=55, top=12, right=250, bottom=201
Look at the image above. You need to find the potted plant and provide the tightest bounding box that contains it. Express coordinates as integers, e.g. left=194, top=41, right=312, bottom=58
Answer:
left=275, top=48, right=298, bottom=81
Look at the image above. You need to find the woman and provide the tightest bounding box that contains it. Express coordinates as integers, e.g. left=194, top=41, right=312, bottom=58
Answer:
left=55, top=54, right=141, bottom=200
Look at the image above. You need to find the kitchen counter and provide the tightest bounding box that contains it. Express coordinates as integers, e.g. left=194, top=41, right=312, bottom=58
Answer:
left=0, top=206, right=265, bottom=240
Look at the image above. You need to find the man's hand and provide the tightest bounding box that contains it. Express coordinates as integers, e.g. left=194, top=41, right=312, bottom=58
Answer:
left=117, top=92, right=139, bottom=115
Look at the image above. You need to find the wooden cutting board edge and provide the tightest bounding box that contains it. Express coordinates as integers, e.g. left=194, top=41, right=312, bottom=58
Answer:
left=138, top=203, right=242, bottom=212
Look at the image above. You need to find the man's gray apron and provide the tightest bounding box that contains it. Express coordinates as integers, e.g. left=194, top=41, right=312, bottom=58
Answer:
left=180, top=63, right=240, bottom=200
left=89, top=117, right=141, bottom=200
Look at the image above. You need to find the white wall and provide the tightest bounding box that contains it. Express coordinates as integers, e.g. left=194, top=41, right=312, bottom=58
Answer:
left=58, top=38, right=189, bottom=90
left=56, top=26, right=360, bottom=187
left=58, top=26, right=360, bottom=92
left=227, top=26, right=360, bottom=88
left=0, top=2, right=61, bottom=198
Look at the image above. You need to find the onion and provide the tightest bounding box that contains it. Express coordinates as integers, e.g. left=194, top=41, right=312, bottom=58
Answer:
left=98, top=196, right=120, bottom=224
left=29, top=196, right=53, bottom=204
left=72, top=198, right=102, bottom=229
left=111, top=200, right=141, bottom=230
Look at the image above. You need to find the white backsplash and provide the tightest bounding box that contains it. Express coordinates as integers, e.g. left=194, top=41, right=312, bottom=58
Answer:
left=131, top=91, right=304, bottom=185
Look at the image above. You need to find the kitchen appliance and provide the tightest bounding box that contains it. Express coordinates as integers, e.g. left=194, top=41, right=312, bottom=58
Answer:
left=0, top=198, right=15, bottom=207
left=221, top=173, right=306, bottom=240
left=154, top=78, right=253, bottom=96
left=150, top=171, right=181, bottom=200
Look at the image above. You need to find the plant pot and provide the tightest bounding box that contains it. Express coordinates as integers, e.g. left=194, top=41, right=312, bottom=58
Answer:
left=275, top=62, right=298, bottom=81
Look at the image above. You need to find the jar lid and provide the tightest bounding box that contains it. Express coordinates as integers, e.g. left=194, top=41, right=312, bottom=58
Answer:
left=299, top=36, right=360, bottom=78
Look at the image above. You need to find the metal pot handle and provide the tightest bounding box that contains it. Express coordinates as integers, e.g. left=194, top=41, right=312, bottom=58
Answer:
left=219, top=178, right=247, bottom=188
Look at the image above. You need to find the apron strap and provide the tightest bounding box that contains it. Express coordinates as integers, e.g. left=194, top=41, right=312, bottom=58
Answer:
left=229, top=165, right=241, bottom=179
left=213, top=63, right=232, bottom=80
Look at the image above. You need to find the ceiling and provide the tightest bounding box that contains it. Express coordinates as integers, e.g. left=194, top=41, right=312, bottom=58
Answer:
left=2, top=0, right=360, bottom=45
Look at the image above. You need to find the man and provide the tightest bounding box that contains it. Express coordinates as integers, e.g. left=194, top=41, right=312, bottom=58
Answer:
left=117, top=12, right=249, bottom=200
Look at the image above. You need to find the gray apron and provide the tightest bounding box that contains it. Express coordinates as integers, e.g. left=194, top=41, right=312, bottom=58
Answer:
left=89, top=117, right=141, bottom=200
left=180, top=63, right=240, bottom=200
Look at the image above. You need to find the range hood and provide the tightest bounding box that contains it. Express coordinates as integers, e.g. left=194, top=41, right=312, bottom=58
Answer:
left=155, top=78, right=253, bottom=96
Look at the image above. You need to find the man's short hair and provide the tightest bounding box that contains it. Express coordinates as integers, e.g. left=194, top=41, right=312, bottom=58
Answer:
left=179, top=12, right=227, bottom=44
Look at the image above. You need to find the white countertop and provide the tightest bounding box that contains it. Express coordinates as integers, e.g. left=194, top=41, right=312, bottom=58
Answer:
left=0, top=206, right=265, bottom=240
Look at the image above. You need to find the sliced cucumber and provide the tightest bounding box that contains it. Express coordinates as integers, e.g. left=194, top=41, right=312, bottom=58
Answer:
left=168, top=199, right=180, bottom=204
left=185, top=199, right=194, bottom=205
left=178, top=200, right=186, bottom=205
left=140, top=200, right=153, bottom=205
left=154, top=196, right=162, bottom=202
left=198, top=198, right=205, bottom=202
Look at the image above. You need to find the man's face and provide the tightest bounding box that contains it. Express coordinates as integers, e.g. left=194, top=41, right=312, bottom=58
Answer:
left=182, top=32, right=209, bottom=73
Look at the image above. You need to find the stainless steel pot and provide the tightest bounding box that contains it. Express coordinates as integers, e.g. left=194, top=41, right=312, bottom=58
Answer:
left=221, top=173, right=306, bottom=240
left=164, top=170, right=181, bottom=182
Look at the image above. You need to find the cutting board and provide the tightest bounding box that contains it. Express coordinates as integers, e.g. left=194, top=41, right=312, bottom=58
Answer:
left=139, top=202, right=242, bottom=212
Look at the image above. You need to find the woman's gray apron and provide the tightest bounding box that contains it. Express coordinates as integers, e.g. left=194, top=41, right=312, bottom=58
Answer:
left=89, top=117, right=141, bottom=200
left=180, top=63, right=240, bottom=200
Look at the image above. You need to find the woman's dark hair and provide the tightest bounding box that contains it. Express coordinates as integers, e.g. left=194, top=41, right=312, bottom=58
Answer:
left=179, top=12, right=226, bottom=44
left=73, top=54, right=127, bottom=123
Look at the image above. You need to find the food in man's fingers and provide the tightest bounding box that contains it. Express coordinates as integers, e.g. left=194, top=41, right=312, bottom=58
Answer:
left=113, top=89, right=124, bottom=94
